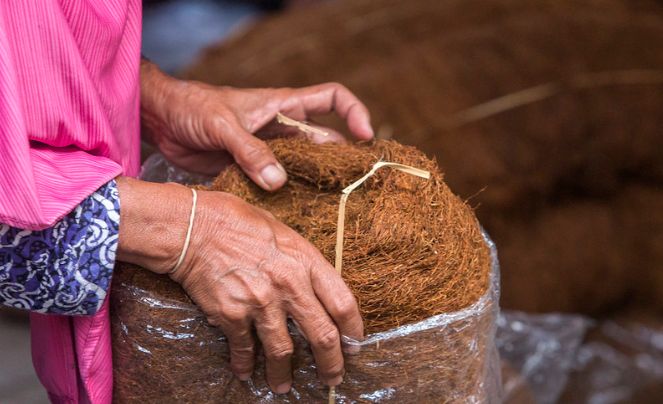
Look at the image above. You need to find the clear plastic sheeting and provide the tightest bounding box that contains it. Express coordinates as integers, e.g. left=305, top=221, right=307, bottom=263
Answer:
left=111, top=235, right=501, bottom=403
left=497, top=311, right=592, bottom=404
left=560, top=316, right=663, bottom=404
left=110, top=153, right=502, bottom=403
left=139, top=152, right=213, bottom=185
left=497, top=311, right=663, bottom=404
left=111, top=236, right=501, bottom=403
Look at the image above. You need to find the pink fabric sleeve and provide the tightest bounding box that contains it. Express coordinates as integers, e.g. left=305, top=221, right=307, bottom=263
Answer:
left=0, top=1, right=140, bottom=231
left=0, top=2, right=142, bottom=402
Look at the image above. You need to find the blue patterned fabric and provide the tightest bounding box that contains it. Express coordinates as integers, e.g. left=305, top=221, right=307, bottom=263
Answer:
left=0, top=180, right=120, bottom=315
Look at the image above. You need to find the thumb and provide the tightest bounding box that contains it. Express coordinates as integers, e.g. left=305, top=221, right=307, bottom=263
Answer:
left=223, top=123, right=287, bottom=191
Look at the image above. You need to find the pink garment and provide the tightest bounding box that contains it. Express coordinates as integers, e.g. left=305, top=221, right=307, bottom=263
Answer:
left=0, top=1, right=142, bottom=403
left=0, top=1, right=140, bottom=230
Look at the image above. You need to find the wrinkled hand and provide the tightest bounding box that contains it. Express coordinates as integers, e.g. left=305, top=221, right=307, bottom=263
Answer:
left=165, top=190, right=364, bottom=393
left=132, top=61, right=371, bottom=393
left=141, top=61, right=374, bottom=189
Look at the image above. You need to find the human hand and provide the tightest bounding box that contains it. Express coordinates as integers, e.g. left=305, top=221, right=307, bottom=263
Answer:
left=116, top=178, right=364, bottom=393
left=140, top=60, right=374, bottom=188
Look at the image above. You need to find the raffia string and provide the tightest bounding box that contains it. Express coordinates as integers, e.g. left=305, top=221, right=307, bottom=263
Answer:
left=329, top=161, right=430, bottom=403
left=275, top=114, right=431, bottom=403
left=276, top=112, right=329, bottom=137
left=334, top=161, right=431, bottom=273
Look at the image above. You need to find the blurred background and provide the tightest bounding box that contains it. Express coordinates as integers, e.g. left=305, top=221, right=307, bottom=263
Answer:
left=2, top=0, right=662, bottom=402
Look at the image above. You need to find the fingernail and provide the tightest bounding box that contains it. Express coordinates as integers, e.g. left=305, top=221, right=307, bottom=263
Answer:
left=260, top=164, right=286, bottom=190
left=275, top=382, right=292, bottom=394
left=237, top=373, right=252, bottom=381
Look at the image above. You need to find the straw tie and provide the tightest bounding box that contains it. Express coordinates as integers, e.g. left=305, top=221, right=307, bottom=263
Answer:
left=277, top=113, right=431, bottom=403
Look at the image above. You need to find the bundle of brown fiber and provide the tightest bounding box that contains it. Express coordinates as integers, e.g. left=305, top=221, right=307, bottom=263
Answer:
left=211, top=139, right=492, bottom=332
left=183, top=0, right=663, bottom=315
left=111, top=138, right=499, bottom=403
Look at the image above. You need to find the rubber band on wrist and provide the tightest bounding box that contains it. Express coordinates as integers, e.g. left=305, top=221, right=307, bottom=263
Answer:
left=170, top=188, right=197, bottom=274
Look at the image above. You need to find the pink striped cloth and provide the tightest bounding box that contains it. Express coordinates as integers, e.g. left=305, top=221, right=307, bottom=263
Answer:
left=0, top=1, right=142, bottom=403
left=0, top=0, right=141, bottom=230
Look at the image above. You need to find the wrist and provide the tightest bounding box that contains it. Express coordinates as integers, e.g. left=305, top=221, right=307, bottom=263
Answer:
left=140, top=59, right=180, bottom=145
left=116, top=176, right=191, bottom=274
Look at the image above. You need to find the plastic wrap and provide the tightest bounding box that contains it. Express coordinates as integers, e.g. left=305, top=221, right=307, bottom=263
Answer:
left=111, top=154, right=502, bottom=403
left=560, top=315, right=663, bottom=404
left=497, top=311, right=663, bottom=404
left=496, top=311, right=592, bottom=404
left=139, top=153, right=213, bottom=185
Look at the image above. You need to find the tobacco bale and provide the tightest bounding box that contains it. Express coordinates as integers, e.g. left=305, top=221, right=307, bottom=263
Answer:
left=184, top=0, right=663, bottom=315
left=112, top=138, right=496, bottom=402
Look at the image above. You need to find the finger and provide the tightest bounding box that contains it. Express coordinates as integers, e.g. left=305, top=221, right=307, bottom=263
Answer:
left=255, top=308, right=294, bottom=394
left=308, top=253, right=364, bottom=343
left=257, top=119, right=346, bottom=144
left=305, top=123, right=347, bottom=145
left=219, top=119, right=287, bottom=191
left=212, top=316, right=257, bottom=381
left=286, top=83, right=374, bottom=141
left=170, top=150, right=235, bottom=175
left=288, top=289, right=345, bottom=386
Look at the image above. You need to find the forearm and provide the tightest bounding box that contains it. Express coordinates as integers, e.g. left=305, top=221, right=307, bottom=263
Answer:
left=140, top=58, right=174, bottom=145
left=116, top=176, right=192, bottom=274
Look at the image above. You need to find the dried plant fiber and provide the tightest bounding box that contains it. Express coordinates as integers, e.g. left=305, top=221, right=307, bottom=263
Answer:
left=184, top=0, right=663, bottom=315
left=111, top=139, right=499, bottom=403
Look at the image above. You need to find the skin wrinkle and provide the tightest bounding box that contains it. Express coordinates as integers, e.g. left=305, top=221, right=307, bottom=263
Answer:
left=117, top=59, right=374, bottom=393
left=150, top=186, right=358, bottom=385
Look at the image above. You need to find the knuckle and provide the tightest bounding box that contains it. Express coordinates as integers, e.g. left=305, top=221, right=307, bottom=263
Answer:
left=208, top=114, right=233, bottom=138
left=205, top=308, right=228, bottom=327
left=265, top=343, right=294, bottom=362
left=322, top=362, right=344, bottom=379
left=270, top=269, right=294, bottom=290
left=251, top=285, right=274, bottom=310
left=313, top=326, right=340, bottom=351
left=231, top=357, right=255, bottom=377
left=231, top=343, right=255, bottom=357
left=208, top=305, right=249, bottom=327
left=324, top=81, right=344, bottom=91
left=335, top=297, right=359, bottom=322
left=232, top=363, right=253, bottom=376
left=231, top=350, right=255, bottom=373
left=223, top=307, right=249, bottom=324
left=240, top=140, right=271, bottom=163
left=206, top=316, right=222, bottom=327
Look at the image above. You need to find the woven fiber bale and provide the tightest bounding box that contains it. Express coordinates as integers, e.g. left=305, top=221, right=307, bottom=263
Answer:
left=111, top=139, right=499, bottom=402
left=184, top=0, right=663, bottom=315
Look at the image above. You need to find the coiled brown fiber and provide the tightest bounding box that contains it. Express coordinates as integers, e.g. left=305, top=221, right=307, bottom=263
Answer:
left=184, top=0, right=663, bottom=316
left=111, top=138, right=496, bottom=402
left=209, top=138, right=491, bottom=333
